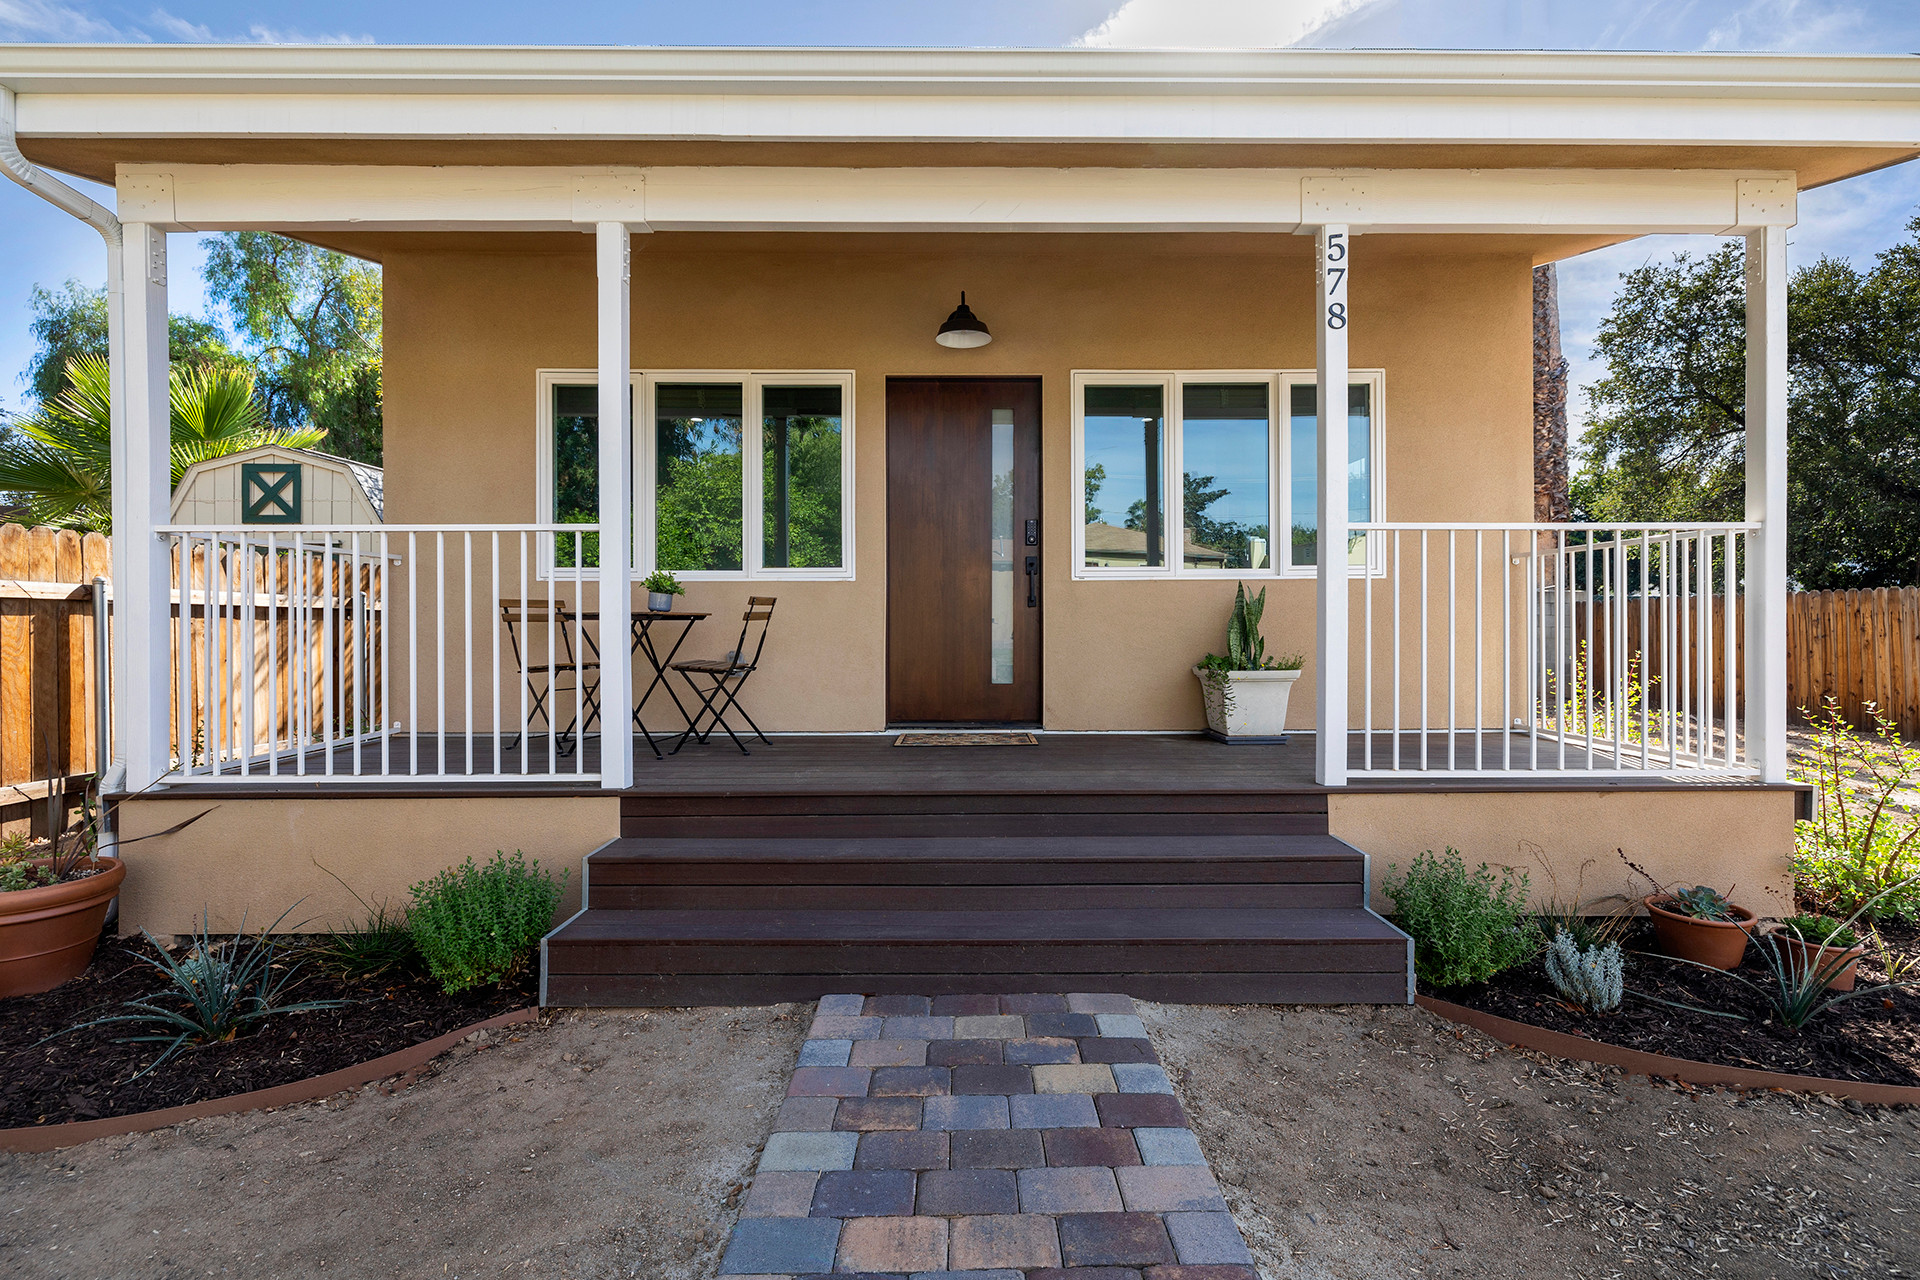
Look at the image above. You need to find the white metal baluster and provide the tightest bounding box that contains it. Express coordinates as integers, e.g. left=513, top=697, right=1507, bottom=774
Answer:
left=1362, top=529, right=1373, bottom=772
left=575, top=536, right=588, bottom=778
left=1392, top=531, right=1402, bottom=770
left=1639, top=531, right=1652, bottom=769
left=1680, top=535, right=1693, bottom=762
left=1474, top=530, right=1483, bottom=772
left=379, top=530, right=391, bottom=778
left=491, top=530, right=501, bottom=779
left=1556, top=531, right=1568, bottom=771
left=546, top=535, right=558, bottom=777
left=1615, top=536, right=1629, bottom=765
left=519, top=531, right=530, bottom=775
left=1419, top=530, right=1429, bottom=771
left=202, top=534, right=219, bottom=776
left=239, top=534, right=254, bottom=775
left=1724, top=531, right=1739, bottom=767
left=322, top=535, right=337, bottom=777
left=266, top=534, right=280, bottom=775
left=408, top=531, right=419, bottom=776
left=435, top=530, right=447, bottom=777
left=464, top=532, right=475, bottom=776
left=213, top=537, right=229, bottom=772
left=289, top=534, right=305, bottom=775
left=1582, top=538, right=1595, bottom=769
left=1502, top=529, right=1512, bottom=771
left=1526, top=537, right=1538, bottom=771
left=351, top=532, right=365, bottom=775
left=1446, top=529, right=1456, bottom=771
left=1698, top=533, right=1713, bottom=768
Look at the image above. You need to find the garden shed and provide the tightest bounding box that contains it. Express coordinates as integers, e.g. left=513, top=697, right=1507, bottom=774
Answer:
left=169, top=445, right=383, bottom=527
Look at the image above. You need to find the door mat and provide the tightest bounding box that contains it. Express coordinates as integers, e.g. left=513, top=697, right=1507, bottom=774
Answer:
left=893, top=731, right=1039, bottom=746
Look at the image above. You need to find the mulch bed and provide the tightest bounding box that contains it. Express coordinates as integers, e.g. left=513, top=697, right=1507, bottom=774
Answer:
left=1429, top=918, right=1920, bottom=1088
left=0, top=932, right=537, bottom=1129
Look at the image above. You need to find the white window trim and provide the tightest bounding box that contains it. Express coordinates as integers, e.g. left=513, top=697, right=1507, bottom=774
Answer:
left=535, top=368, right=857, bottom=581
left=1069, top=369, right=1385, bottom=582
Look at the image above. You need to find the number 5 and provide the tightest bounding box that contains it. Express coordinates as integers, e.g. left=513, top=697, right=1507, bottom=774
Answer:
left=1325, top=232, right=1346, bottom=262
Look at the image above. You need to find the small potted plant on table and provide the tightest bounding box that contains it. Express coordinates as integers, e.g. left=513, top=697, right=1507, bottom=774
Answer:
left=642, top=569, right=685, bottom=614
left=1193, top=583, right=1305, bottom=743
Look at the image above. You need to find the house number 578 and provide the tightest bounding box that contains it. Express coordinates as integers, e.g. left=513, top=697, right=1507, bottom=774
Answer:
left=1324, top=232, right=1348, bottom=330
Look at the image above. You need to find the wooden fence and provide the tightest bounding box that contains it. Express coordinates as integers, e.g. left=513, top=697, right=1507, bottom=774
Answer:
left=1787, top=587, right=1920, bottom=738
left=0, top=524, right=110, bottom=833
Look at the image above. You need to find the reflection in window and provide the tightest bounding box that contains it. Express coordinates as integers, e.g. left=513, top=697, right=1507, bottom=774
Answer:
left=1290, top=382, right=1373, bottom=568
left=990, top=410, right=1015, bottom=684
left=1181, top=383, right=1270, bottom=570
left=762, top=385, right=843, bottom=569
left=657, top=382, right=744, bottom=572
left=1082, top=385, right=1166, bottom=569
left=552, top=383, right=600, bottom=569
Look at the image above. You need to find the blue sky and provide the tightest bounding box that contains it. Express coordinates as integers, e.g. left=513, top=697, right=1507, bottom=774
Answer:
left=4, top=0, right=1920, bottom=437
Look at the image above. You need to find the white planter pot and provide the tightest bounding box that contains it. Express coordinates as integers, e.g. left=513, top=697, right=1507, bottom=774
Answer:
left=1193, top=666, right=1302, bottom=741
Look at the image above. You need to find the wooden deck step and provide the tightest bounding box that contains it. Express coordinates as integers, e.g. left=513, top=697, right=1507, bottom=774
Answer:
left=619, top=791, right=1330, bottom=837
left=585, top=834, right=1368, bottom=910
left=542, top=906, right=1411, bottom=1006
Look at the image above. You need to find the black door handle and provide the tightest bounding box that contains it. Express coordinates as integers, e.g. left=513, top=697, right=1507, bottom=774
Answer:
left=1025, top=555, right=1039, bottom=607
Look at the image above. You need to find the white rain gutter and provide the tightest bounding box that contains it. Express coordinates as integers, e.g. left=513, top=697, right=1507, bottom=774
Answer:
left=0, top=86, right=126, bottom=811
left=0, top=87, right=120, bottom=248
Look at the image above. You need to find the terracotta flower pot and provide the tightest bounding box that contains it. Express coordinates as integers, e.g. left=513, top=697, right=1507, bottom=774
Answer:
left=1766, top=931, right=1866, bottom=991
left=1645, top=895, right=1757, bottom=971
left=0, top=856, right=125, bottom=998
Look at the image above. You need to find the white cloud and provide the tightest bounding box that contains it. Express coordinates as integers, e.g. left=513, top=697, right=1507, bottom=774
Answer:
left=0, top=0, right=125, bottom=40
left=145, top=8, right=375, bottom=44
left=1078, top=0, right=1386, bottom=48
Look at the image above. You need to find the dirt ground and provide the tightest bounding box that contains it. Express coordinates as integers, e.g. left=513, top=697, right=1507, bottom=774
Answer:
left=3, top=1000, right=1917, bottom=1280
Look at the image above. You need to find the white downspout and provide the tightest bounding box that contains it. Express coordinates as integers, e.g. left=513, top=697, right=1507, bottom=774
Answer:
left=1, top=87, right=129, bottom=810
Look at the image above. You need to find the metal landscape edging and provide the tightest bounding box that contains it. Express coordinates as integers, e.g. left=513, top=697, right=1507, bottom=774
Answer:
left=1417, top=995, right=1920, bottom=1106
left=0, top=1006, right=538, bottom=1153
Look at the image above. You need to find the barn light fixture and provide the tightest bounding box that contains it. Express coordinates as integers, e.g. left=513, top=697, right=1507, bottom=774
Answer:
left=935, top=292, right=992, bottom=348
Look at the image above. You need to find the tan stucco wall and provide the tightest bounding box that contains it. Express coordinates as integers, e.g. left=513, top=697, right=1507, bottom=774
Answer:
left=1331, top=788, right=1798, bottom=916
left=115, top=796, right=618, bottom=935
left=384, top=234, right=1533, bottom=731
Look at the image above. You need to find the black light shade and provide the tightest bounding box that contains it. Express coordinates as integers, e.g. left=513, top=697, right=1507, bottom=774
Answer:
left=935, top=291, right=992, bottom=348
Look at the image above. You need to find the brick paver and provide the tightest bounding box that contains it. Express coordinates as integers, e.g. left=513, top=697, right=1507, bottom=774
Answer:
left=719, top=993, right=1257, bottom=1278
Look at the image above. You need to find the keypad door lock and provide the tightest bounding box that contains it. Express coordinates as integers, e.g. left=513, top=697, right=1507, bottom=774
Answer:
left=1024, top=519, right=1039, bottom=547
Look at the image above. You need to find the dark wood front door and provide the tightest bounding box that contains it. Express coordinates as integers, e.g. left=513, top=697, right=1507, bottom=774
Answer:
left=887, top=378, right=1042, bottom=725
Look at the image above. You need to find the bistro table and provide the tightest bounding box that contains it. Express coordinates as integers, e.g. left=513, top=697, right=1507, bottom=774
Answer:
left=574, top=609, right=710, bottom=758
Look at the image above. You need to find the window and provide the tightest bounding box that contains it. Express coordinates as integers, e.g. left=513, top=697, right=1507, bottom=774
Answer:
left=1072, top=370, right=1382, bottom=579
left=536, top=371, right=854, bottom=579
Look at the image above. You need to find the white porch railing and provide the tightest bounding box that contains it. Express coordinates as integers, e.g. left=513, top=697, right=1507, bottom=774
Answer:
left=1349, top=522, right=1760, bottom=778
left=160, top=525, right=605, bottom=782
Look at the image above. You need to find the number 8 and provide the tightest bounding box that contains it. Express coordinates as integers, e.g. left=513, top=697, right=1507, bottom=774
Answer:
left=1327, top=301, right=1347, bottom=330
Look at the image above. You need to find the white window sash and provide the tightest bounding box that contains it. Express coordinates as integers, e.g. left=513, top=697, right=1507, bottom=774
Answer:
left=1070, top=369, right=1385, bottom=581
left=535, top=368, right=856, bottom=581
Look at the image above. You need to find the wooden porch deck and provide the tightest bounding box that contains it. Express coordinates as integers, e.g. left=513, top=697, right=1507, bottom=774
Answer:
left=172, top=729, right=1785, bottom=798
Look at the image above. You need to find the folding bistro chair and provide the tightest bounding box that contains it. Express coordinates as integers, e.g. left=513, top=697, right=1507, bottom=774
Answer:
left=669, top=597, right=777, bottom=755
left=500, top=600, right=602, bottom=757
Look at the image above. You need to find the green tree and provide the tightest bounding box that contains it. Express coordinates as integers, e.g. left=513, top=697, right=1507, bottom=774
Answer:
left=1575, top=218, right=1920, bottom=588
left=203, top=232, right=383, bottom=465
left=0, top=355, right=323, bottom=532
left=19, top=279, right=238, bottom=407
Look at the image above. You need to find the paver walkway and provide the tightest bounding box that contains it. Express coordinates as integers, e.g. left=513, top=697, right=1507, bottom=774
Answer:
left=718, top=993, right=1258, bottom=1280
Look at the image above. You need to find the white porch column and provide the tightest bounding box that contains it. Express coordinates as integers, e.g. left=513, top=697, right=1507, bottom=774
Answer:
left=1745, top=225, right=1789, bottom=784
left=1315, top=224, right=1351, bottom=786
left=111, top=223, right=172, bottom=792
left=595, top=221, right=636, bottom=789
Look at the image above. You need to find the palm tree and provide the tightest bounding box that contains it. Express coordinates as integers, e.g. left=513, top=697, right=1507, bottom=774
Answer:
left=0, top=355, right=325, bottom=532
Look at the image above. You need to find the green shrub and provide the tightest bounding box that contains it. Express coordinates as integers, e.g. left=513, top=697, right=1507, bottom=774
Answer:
left=408, top=851, right=567, bottom=993
left=313, top=899, right=421, bottom=980
left=1382, top=847, right=1540, bottom=989
left=1794, top=697, right=1920, bottom=921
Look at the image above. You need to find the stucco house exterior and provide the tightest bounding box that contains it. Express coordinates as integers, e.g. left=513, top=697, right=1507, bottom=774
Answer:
left=4, top=43, right=1912, bottom=1004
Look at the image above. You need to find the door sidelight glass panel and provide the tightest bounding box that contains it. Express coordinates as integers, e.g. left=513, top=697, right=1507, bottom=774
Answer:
left=990, top=409, right=1015, bottom=685
left=762, top=384, right=844, bottom=569
left=1181, top=382, right=1270, bottom=569
left=656, top=382, right=744, bottom=572
left=1082, top=384, right=1166, bottom=569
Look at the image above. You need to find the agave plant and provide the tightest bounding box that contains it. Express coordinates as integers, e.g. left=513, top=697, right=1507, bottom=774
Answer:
left=59, top=906, right=345, bottom=1076
left=0, top=354, right=324, bottom=532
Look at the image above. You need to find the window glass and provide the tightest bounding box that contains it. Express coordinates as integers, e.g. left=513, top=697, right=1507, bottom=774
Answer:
left=552, top=383, right=599, bottom=568
left=656, top=382, right=745, bottom=572
left=762, top=384, right=843, bottom=569
left=1082, top=384, right=1166, bottom=569
left=1180, top=383, right=1270, bottom=570
left=1289, top=382, right=1373, bottom=568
